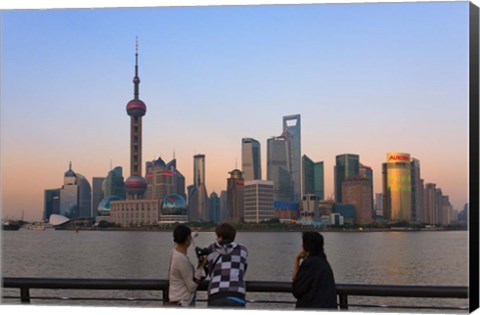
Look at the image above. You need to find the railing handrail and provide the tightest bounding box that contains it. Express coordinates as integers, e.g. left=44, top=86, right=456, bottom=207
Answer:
left=2, top=277, right=469, bottom=309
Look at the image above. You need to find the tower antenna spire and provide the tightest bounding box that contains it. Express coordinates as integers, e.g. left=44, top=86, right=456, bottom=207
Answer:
left=133, top=36, right=140, bottom=100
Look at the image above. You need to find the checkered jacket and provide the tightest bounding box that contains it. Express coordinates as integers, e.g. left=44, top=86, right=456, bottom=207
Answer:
left=206, top=241, right=248, bottom=296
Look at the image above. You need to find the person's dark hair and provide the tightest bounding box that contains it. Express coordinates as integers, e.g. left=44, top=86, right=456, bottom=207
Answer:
left=215, top=223, right=236, bottom=242
left=302, top=231, right=326, bottom=258
left=173, top=224, right=191, bottom=244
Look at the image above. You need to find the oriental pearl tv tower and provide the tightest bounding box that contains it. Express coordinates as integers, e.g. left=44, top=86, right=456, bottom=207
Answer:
left=124, top=38, right=147, bottom=200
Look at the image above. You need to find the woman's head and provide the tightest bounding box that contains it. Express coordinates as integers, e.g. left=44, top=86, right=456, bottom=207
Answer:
left=302, top=231, right=325, bottom=257
left=173, top=224, right=192, bottom=245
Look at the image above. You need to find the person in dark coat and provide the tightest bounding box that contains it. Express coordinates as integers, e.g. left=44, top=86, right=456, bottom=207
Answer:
left=291, top=231, right=338, bottom=309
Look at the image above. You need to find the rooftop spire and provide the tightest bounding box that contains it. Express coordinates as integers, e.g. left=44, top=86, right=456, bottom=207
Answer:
left=133, top=36, right=140, bottom=100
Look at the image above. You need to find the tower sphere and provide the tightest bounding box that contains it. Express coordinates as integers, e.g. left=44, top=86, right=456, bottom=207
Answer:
left=125, top=174, right=147, bottom=195
left=126, top=99, right=146, bottom=117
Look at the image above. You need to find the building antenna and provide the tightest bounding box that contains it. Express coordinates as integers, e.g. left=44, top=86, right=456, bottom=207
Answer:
left=173, top=149, right=176, bottom=160
left=110, top=159, right=112, bottom=171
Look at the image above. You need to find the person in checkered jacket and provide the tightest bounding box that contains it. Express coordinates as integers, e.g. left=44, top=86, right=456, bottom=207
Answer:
left=205, top=223, right=248, bottom=307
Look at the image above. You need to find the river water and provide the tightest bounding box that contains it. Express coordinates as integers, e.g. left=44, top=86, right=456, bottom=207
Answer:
left=1, top=230, right=469, bottom=311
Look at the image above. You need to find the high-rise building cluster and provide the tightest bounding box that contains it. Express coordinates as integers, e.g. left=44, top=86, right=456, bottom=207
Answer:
left=43, top=44, right=465, bottom=228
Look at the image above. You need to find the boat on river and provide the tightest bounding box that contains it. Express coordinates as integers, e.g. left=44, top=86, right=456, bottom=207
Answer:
left=2, top=221, right=21, bottom=231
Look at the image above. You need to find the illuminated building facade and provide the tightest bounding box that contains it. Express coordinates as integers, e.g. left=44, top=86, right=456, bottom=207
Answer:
left=382, top=152, right=412, bottom=222
left=242, top=138, right=262, bottom=181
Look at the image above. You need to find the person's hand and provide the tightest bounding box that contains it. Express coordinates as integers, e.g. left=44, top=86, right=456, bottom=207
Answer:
left=197, top=256, right=207, bottom=267
left=296, top=250, right=307, bottom=262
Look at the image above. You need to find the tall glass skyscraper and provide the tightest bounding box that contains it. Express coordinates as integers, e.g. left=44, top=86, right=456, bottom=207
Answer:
left=382, top=152, right=412, bottom=222
left=283, top=114, right=301, bottom=201
left=302, top=155, right=324, bottom=200
left=241, top=138, right=261, bottom=181
left=267, top=135, right=293, bottom=201
left=410, top=158, right=424, bottom=223
left=193, top=154, right=206, bottom=187
left=189, top=154, right=209, bottom=221
left=334, top=154, right=360, bottom=203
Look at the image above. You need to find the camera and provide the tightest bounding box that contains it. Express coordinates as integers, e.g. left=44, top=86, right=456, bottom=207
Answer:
left=195, top=246, right=210, bottom=258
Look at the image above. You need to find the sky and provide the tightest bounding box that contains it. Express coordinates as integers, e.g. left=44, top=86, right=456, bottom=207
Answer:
left=0, top=0, right=472, bottom=221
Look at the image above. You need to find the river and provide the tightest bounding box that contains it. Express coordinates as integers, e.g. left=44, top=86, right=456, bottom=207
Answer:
left=1, top=229, right=469, bottom=311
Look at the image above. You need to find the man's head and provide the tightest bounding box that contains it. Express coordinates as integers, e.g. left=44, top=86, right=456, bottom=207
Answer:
left=215, top=223, right=236, bottom=243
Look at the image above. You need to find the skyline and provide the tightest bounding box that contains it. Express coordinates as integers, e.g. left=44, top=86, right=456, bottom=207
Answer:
left=1, top=1, right=471, bottom=221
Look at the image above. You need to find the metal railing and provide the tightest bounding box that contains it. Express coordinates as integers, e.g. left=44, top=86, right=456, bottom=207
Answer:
left=2, top=277, right=469, bottom=311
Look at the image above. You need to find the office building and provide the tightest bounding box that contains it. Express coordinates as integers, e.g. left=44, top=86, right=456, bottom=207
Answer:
left=382, top=152, right=412, bottom=222
left=103, top=166, right=126, bottom=199
left=267, top=135, right=293, bottom=202
left=59, top=162, right=91, bottom=219
left=359, top=163, right=374, bottom=215
left=43, top=189, right=60, bottom=221
left=226, top=169, right=245, bottom=222
left=220, top=190, right=228, bottom=222
left=342, top=176, right=373, bottom=225
left=92, top=177, right=106, bottom=216
left=410, top=158, right=424, bottom=222
left=209, top=192, right=221, bottom=223
left=424, top=183, right=437, bottom=224
left=243, top=180, right=274, bottom=223
left=283, top=115, right=301, bottom=201
left=145, top=157, right=185, bottom=202
left=334, top=154, right=360, bottom=203
left=302, top=155, right=324, bottom=200
left=189, top=154, right=209, bottom=221
left=242, top=138, right=262, bottom=181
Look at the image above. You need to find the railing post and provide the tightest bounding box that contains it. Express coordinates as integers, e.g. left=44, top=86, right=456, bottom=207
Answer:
left=20, top=287, right=30, bottom=303
left=338, top=293, right=348, bottom=310
left=162, top=286, right=169, bottom=304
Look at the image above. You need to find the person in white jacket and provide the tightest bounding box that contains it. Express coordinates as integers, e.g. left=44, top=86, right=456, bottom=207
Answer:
left=167, top=224, right=206, bottom=307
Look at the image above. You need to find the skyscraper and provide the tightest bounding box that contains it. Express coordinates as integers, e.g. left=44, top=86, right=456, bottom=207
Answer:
left=145, top=158, right=173, bottom=199
left=302, top=155, right=324, bottom=200
left=58, top=162, right=91, bottom=219
left=124, top=39, right=147, bottom=200
left=103, top=166, right=126, bottom=199
left=243, top=180, right=274, bottom=223
left=424, top=183, right=437, bottom=224
left=267, top=135, right=293, bottom=202
left=43, top=189, right=60, bottom=221
left=382, top=152, right=412, bottom=222
left=209, top=192, right=221, bottom=223
left=189, top=154, right=209, bottom=221
left=92, top=177, right=106, bottom=216
left=342, top=176, right=373, bottom=225
left=410, top=158, right=424, bottom=222
left=226, top=169, right=245, bottom=222
left=359, top=163, right=374, bottom=215
left=334, top=154, right=360, bottom=203
left=241, top=138, right=262, bottom=181
left=283, top=114, right=301, bottom=201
